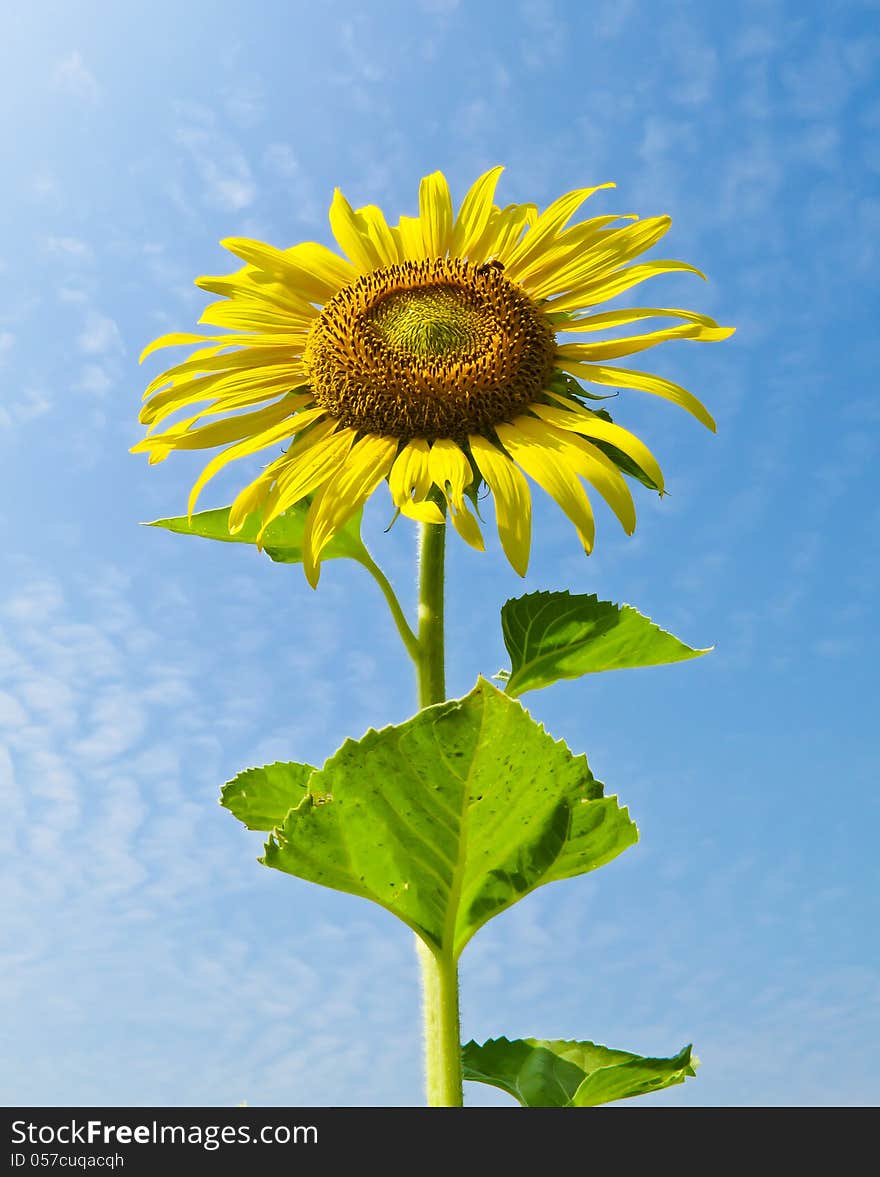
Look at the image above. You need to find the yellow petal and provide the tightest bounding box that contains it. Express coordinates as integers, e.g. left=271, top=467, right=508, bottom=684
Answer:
left=400, top=499, right=446, bottom=524
left=358, top=205, right=402, bottom=267
left=228, top=470, right=275, bottom=533
left=140, top=333, right=216, bottom=363
left=397, top=214, right=427, bottom=261
left=553, top=306, right=722, bottom=334
left=469, top=435, right=532, bottom=576
left=228, top=442, right=315, bottom=531
left=259, top=423, right=356, bottom=534
left=220, top=237, right=355, bottom=302
left=196, top=270, right=313, bottom=316
left=303, top=435, right=399, bottom=586
left=514, top=215, right=636, bottom=291
left=449, top=166, right=504, bottom=258
left=285, top=241, right=358, bottom=294
left=495, top=422, right=596, bottom=553
left=185, top=408, right=328, bottom=518
left=476, top=203, right=537, bottom=265
left=419, top=171, right=453, bottom=257
left=428, top=439, right=473, bottom=508
left=547, top=260, right=705, bottom=314
left=557, top=322, right=734, bottom=363
left=142, top=345, right=240, bottom=398
left=503, top=184, right=615, bottom=280
left=513, top=416, right=636, bottom=533
left=389, top=439, right=433, bottom=509
left=199, top=299, right=316, bottom=332
left=557, top=362, right=717, bottom=431
left=427, top=439, right=483, bottom=551
left=447, top=501, right=484, bottom=551
left=530, top=215, right=671, bottom=299
left=531, top=402, right=665, bottom=492
left=141, top=365, right=308, bottom=427
left=136, top=397, right=304, bottom=453
left=143, top=332, right=311, bottom=365
left=329, top=188, right=382, bottom=273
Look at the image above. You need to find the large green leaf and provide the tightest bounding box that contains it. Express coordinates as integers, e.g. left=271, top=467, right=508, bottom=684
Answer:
left=146, top=500, right=368, bottom=565
left=220, top=761, right=315, bottom=832
left=500, top=591, right=710, bottom=698
left=462, top=1036, right=697, bottom=1107
left=231, top=679, right=636, bottom=957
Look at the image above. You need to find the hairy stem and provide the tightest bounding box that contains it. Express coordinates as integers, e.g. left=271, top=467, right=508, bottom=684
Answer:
left=416, top=517, right=446, bottom=707
left=354, top=549, right=420, bottom=663
left=416, top=517, right=463, bottom=1107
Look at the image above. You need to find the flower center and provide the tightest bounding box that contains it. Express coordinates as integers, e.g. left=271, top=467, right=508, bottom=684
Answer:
left=303, top=258, right=556, bottom=439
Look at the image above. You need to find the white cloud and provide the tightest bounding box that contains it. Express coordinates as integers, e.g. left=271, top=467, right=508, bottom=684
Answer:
left=0, top=331, right=14, bottom=362
left=46, top=237, right=94, bottom=264
left=77, top=311, right=124, bottom=357
left=31, top=168, right=59, bottom=202
left=73, top=692, right=147, bottom=764
left=592, top=0, right=635, bottom=39
left=75, top=363, right=115, bottom=396
left=53, top=51, right=100, bottom=103
left=58, top=287, right=89, bottom=304
left=2, top=578, right=65, bottom=623
left=15, top=388, right=50, bottom=423
left=175, top=115, right=257, bottom=212
left=263, top=143, right=299, bottom=178
left=0, top=386, right=51, bottom=431
left=519, top=0, right=567, bottom=70
left=734, top=25, right=777, bottom=59
left=224, top=81, right=265, bottom=129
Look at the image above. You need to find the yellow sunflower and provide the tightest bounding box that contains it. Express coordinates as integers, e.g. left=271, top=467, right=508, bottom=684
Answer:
left=134, top=168, right=733, bottom=586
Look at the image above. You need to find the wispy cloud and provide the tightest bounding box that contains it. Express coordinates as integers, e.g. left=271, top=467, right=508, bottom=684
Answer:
left=263, top=143, right=299, bottom=178
left=174, top=104, right=257, bottom=211
left=75, top=363, right=115, bottom=396
left=53, top=51, right=100, bottom=103
left=77, top=311, right=124, bottom=357
left=0, top=387, right=51, bottom=430
left=519, top=0, right=568, bottom=70
left=45, top=236, right=94, bottom=264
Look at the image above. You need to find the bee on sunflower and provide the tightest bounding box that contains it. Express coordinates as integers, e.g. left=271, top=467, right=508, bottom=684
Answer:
left=133, top=168, right=732, bottom=585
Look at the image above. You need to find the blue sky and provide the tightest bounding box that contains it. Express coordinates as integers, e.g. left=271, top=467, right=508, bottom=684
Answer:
left=1, top=0, right=878, bottom=1107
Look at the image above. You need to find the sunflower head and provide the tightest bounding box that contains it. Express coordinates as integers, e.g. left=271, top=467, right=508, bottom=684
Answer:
left=133, top=168, right=733, bottom=586
left=304, top=257, right=557, bottom=440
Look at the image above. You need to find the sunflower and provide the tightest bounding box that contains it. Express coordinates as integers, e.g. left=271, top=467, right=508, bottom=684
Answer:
left=134, top=169, right=733, bottom=586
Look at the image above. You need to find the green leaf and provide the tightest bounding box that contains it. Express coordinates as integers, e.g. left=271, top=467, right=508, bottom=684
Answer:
left=462, top=1037, right=697, bottom=1107
left=145, top=499, right=368, bottom=565
left=255, top=679, right=637, bottom=957
left=221, top=761, right=316, bottom=832
left=590, top=438, right=664, bottom=491
left=501, top=591, right=710, bottom=698
left=547, top=370, right=617, bottom=402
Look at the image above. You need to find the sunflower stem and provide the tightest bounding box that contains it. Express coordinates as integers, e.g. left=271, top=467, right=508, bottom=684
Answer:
left=355, top=550, right=420, bottom=664
left=416, top=518, right=446, bottom=708
left=416, top=516, right=463, bottom=1108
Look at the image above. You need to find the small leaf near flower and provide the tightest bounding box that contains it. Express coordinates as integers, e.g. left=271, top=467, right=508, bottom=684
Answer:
left=462, top=1036, right=697, bottom=1107
left=146, top=499, right=368, bottom=565
left=501, top=590, right=711, bottom=697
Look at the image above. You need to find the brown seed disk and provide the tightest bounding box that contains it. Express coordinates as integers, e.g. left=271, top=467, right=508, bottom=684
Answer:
left=303, top=257, right=556, bottom=439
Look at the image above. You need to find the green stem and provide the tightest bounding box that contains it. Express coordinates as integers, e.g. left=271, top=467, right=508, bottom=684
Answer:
left=417, top=938, right=464, bottom=1107
left=417, top=516, right=446, bottom=708
left=416, top=517, right=463, bottom=1108
left=355, top=549, right=420, bottom=663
